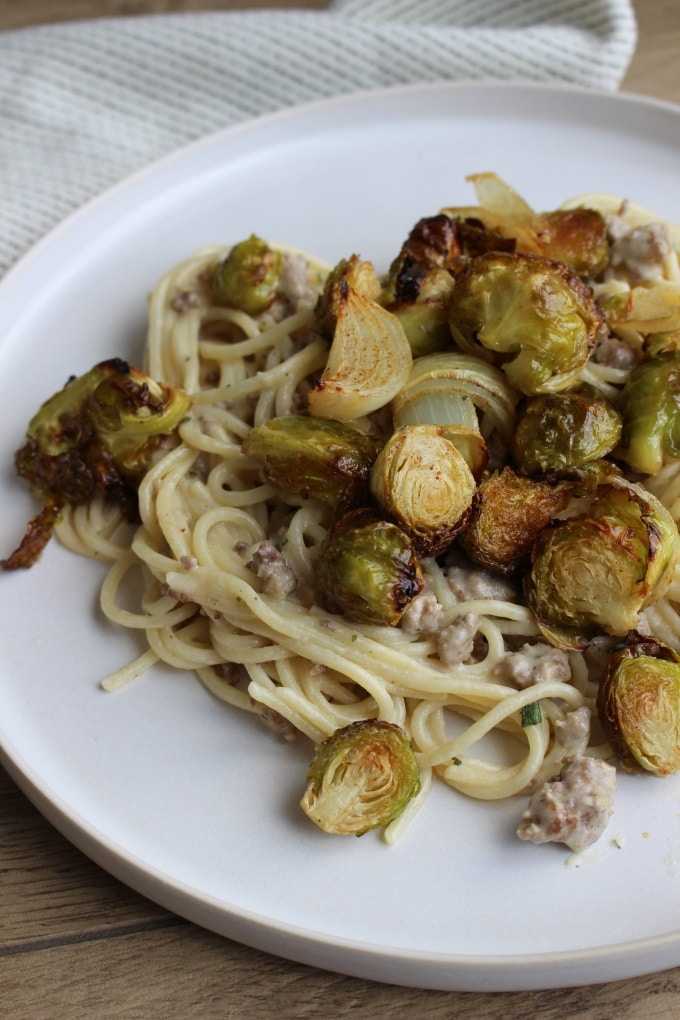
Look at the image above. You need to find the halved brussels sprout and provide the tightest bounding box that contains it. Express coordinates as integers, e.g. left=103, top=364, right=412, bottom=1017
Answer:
left=5, top=359, right=190, bottom=569
left=597, top=635, right=680, bottom=775
left=315, top=508, right=424, bottom=626
left=449, top=251, right=603, bottom=395
left=617, top=352, right=680, bottom=475
left=459, top=467, right=572, bottom=576
left=441, top=173, right=609, bottom=278
left=242, top=414, right=381, bottom=513
left=212, top=235, right=283, bottom=315
left=513, top=389, right=622, bottom=475
left=525, top=475, right=680, bottom=649
left=370, top=424, right=476, bottom=556
left=300, top=719, right=421, bottom=836
left=532, top=208, right=609, bottom=278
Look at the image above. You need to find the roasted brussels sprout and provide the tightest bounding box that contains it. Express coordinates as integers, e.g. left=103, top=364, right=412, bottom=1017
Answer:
left=449, top=252, right=603, bottom=394
left=242, top=414, right=381, bottom=513
left=315, top=508, right=424, bottom=626
left=525, top=475, right=680, bottom=648
left=513, top=389, right=622, bottom=475
left=300, top=719, right=421, bottom=836
left=307, top=284, right=412, bottom=422
left=441, top=173, right=609, bottom=278
left=369, top=425, right=476, bottom=556
left=381, top=215, right=460, bottom=357
left=532, top=208, right=609, bottom=278
left=597, top=635, right=680, bottom=775
left=459, top=467, right=572, bottom=576
left=212, top=235, right=283, bottom=315
left=617, top=352, right=680, bottom=475
left=3, top=359, right=190, bottom=570
left=314, top=254, right=381, bottom=336
left=384, top=270, right=455, bottom=359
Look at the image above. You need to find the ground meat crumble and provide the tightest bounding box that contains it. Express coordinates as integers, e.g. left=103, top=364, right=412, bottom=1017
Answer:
left=247, top=540, right=297, bottom=598
left=517, top=755, right=617, bottom=852
left=494, top=642, right=572, bottom=689
left=437, top=612, right=480, bottom=666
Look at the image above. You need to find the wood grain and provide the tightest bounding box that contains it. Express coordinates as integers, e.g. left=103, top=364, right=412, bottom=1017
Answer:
left=2, top=2, right=680, bottom=1017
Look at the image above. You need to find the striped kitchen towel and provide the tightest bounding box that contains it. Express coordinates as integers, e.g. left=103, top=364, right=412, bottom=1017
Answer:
left=0, top=0, right=637, bottom=274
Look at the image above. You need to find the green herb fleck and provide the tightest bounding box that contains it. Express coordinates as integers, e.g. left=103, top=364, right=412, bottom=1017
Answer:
left=521, top=701, right=542, bottom=727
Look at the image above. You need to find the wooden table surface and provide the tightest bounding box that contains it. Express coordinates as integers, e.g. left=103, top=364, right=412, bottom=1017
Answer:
left=2, top=2, right=680, bottom=1017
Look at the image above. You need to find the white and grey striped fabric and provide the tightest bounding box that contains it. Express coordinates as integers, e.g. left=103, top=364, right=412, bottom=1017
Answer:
left=0, top=0, right=637, bottom=276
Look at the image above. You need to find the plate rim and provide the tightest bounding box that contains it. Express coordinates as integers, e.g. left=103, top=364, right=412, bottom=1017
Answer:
left=2, top=78, right=680, bottom=992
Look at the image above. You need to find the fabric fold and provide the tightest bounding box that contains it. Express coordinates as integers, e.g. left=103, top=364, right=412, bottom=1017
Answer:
left=0, top=0, right=637, bottom=275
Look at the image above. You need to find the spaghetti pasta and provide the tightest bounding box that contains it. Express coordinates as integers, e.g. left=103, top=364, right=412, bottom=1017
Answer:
left=33, top=184, right=680, bottom=846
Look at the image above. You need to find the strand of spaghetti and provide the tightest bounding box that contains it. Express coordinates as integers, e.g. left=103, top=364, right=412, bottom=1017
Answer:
left=259, top=659, right=395, bottom=735
left=183, top=407, right=252, bottom=445
left=55, top=499, right=129, bottom=561
left=154, top=449, right=204, bottom=561
left=644, top=600, right=680, bottom=651
left=99, top=550, right=197, bottom=630
left=146, top=247, right=225, bottom=382
left=383, top=767, right=433, bottom=845
left=409, top=699, right=551, bottom=798
left=136, top=443, right=199, bottom=542
left=191, top=506, right=265, bottom=574
left=575, top=362, right=624, bottom=401
left=412, top=680, right=584, bottom=770
left=248, top=674, right=382, bottom=742
left=191, top=337, right=328, bottom=405
left=101, top=647, right=160, bottom=691
left=195, top=665, right=257, bottom=714
left=130, top=527, right=190, bottom=581
left=163, top=566, right=535, bottom=705
left=245, top=662, right=366, bottom=739
left=145, top=619, right=226, bottom=670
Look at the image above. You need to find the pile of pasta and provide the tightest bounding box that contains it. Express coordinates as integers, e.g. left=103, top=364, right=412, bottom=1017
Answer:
left=53, top=182, right=680, bottom=843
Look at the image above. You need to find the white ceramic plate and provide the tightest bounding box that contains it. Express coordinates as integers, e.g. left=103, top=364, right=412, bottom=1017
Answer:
left=2, top=82, right=680, bottom=993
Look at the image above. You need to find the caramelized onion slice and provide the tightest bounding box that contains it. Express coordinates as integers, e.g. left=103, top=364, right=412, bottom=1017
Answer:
left=308, top=286, right=412, bottom=421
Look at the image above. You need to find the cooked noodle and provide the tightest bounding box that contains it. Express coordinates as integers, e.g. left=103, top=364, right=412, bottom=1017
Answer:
left=50, top=199, right=680, bottom=842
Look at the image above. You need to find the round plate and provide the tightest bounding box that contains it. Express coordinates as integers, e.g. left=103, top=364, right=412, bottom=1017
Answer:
left=2, top=82, right=680, bottom=992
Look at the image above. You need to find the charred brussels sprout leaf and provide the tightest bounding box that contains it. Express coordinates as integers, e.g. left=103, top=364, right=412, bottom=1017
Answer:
left=513, top=389, right=622, bottom=475
left=300, top=719, right=420, bottom=836
left=449, top=252, right=603, bottom=395
left=315, top=508, right=424, bottom=626
left=4, top=359, right=190, bottom=569
left=525, top=475, right=680, bottom=649
left=212, top=235, right=283, bottom=315
left=370, top=424, right=476, bottom=556
left=242, top=414, right=381, bottom=513
left=617, top=352, right=680, bottom=475
left=314, top=254, right=382, bottom=336
left=459, top=467, right=572, bottom=576
left=597, top=636, right=680, bottom=775
left=381, top=215, right=460, bottom=358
